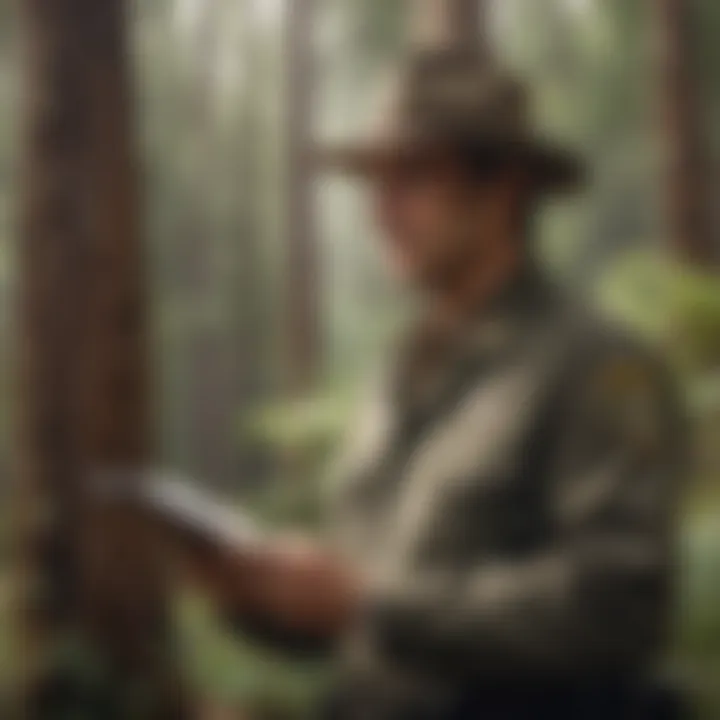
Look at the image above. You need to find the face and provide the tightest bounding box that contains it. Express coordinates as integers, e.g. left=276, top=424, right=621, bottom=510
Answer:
left=371, top=154, right=525, bottom=294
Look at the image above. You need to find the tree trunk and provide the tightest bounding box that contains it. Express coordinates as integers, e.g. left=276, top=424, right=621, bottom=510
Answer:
left=412, top=0, right=488, bottom=54
left=17, top=0, right=182, bottom=716
left=656, top=0, right=717, bottom=263
left=285, top=0, right=320, bottom=394
left=182, top=0, right=240, bottom=488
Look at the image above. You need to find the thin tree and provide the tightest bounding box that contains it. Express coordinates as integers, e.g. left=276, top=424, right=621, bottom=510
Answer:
left=285, top=0, right=320, bottom=394
left=17, top=0, right=182, bottom=716
left=656, top=0, right=716, bottom=263
left=181, top=0, right=239, bottom=487
left=412, top=0, right=488, bottom=54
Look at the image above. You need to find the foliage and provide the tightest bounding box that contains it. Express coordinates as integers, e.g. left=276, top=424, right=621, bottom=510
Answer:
left=675, top=517, right=720, bottom=718
left=243, top=391, right=353, bottom=459
left=598, top=250, right=720, bottom=375
left=177, top=594, right=330, bottom=718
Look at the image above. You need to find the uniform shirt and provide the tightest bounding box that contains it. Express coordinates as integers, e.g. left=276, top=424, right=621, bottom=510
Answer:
left=327, top=272, right=685, bottom=713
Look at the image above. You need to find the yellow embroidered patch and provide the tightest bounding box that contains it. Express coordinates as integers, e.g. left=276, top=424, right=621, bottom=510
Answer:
left=595, top=356, right=654, bottom=396
left=589, top=355, right=664, bottom=455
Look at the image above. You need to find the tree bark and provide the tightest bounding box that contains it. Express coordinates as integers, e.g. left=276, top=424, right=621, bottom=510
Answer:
left=181, top=0, right=240, bottom=488
left=412, top=0, right=488, bottom=54
left=17, top=0, right=182, bottom=716
left=656, top=0, right=717, bottom=263
left=285, top=0, right=320, bottom=394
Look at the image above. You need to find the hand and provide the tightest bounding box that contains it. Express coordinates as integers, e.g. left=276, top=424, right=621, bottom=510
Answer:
left=183, top=534, right=361, bottom=638
left=256, top=537, right=361, bottom=636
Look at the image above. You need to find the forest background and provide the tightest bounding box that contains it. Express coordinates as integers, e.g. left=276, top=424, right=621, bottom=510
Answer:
left=1, top=0, right=719, bottom=717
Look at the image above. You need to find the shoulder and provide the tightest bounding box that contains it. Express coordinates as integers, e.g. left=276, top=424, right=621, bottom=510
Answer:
left=520, top=276, right=663, bottom=381
left=549, top=291, right=670, bottom=386
left=547, top=299, right=685, bottom=444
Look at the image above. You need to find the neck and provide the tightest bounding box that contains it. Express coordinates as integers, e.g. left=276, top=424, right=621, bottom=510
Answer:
left=430, top=236, right=526, bottom=330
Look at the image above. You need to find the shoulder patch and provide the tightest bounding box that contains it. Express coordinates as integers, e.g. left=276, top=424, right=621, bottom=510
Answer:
left=586, top=353, right=666, bottom=456
left=593, top=354, right=656, bottom=397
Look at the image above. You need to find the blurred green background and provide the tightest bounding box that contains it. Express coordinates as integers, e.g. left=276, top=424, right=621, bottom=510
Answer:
left=1, top=0, right=719, bottom=717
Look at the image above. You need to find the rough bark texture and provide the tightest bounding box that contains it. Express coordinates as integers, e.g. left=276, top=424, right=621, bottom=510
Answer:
left=285, top=0, right=320, bottom=394
left=657, top=0, right=717, bottom=263
left=17, top=0, right=183, bottom=716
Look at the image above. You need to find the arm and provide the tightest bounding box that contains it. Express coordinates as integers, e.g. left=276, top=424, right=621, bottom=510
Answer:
left=104, top=474, right=362, bottom=655
left=186, top=535, right=360, bottom=656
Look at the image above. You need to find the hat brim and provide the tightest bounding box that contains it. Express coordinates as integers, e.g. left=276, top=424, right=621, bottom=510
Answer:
left=315, top=137, right=584, bottom=194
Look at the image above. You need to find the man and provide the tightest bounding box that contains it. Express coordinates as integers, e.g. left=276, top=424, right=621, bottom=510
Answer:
left=183, top=48, right=686, bottom=719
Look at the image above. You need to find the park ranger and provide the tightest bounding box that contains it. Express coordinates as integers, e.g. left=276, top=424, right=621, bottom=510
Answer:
left=177, top=47, right=686, bottom=719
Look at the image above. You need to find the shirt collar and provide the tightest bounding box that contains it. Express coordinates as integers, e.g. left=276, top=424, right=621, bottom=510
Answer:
left=391, top=265, right=556, bottom=424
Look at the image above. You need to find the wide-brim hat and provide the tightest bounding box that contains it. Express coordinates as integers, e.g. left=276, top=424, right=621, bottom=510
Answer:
left=317, top=47, right=585, bottom=194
